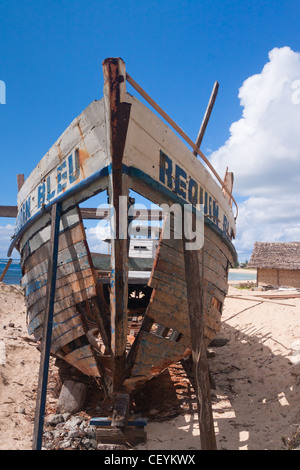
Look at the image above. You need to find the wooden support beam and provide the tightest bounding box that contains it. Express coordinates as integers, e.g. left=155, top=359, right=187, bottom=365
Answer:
left=0, top=258, right=12, bottom=282
left=80, top=207, right=163, bottom=220
left=193, top=81, right=219, bottom=154
left=32, top=202, right=61, bottom=450
left=222, top=167, right=234, bottom=207
left=0, top=205, right=18, bottom=218
left=17, top=174, right=25, bottom=192
left=183, top=222, right=217, bottom=450
left=0, top=206, right=163, bottom=220
left=111, top=393, right=130, bottom=427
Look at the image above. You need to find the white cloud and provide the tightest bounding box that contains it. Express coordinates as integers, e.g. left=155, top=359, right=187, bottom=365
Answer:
left=85, top=223, right=111, bottom=254
left=0, top=224, right=15, bottom=258
left=210, top=47, right=300, bottom=261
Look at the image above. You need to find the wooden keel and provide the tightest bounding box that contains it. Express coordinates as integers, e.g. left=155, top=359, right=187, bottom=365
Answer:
left=32, top=203, right=61, bottom=450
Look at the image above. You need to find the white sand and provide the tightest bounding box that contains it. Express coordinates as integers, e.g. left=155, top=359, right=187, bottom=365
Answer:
left=0, top=282, right=299, bottom=450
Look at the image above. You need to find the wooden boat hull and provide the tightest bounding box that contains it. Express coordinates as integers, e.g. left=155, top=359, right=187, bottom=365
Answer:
left=10, top=58, right=237, bottom=396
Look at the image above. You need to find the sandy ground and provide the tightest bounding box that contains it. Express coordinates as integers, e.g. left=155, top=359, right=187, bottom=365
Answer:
left=0, top=279, right=299, bottom=451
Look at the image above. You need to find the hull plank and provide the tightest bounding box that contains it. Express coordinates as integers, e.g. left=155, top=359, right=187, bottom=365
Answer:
left=20, top=206, right=82, bottom=259
left=130, top=331, right=188, bottom=380
left=63, top=345, right=101, bottom=377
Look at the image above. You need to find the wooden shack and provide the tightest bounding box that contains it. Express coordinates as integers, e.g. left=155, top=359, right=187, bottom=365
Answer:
left=249, top=242, right=300, bottom=288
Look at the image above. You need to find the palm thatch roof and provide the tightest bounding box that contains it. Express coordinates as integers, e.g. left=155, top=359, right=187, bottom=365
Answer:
left=248, top=242, right=300, bottom=270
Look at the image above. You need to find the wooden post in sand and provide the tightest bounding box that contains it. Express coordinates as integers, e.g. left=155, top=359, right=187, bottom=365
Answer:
left=32, top=202, right=61, bottom=450
left=0, top=258, right=12, bottom=282
left=183, top=234, right=217, bottom=450
left=184, top=80, right=219, bottom=447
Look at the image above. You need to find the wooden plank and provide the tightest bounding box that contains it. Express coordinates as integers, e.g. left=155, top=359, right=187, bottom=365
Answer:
left=150, top=271, right=187, bottom=296
left=183, top=229, right=217, bottom=450
left=32, top=202, right=61, bottom=451
left=131, top=331, right=187, bottom=378
left=23, top=238, right=89, bottom=274
left=26, top=274, right=95, bottom=310
left=222, top=167, right=234, bottom=207
left=17, top=174, right=25, bottom=191
left=22, top=252, right=91, bottom=290
left=96, top=426, right=146, bottom=446
left=20, top=207, right=83, bottom=263
left=0, top=258, right=12, bottom=282
left=203, top=264, right=228, bottom=295
left=90, top=417, right=148, bottom=427
left=63, top=344, right=100, bottom=377
left=0, top=206, right=18, bottom=218
left=24, top=266, right=93, bottom=297
left=103, top=57, right=131, bottom=392
left=17, top=99, right=107, bottom=219
left=51, top=325, right=86, bottom=353
left=111, top=393, right=130, bottom=427
left=0, top=206, right=162, bottom=220
left=81, top=207, right=162, bottom=220
left=193, top=81, right=219, bottom=154
left=27, top=285, right=97, bottom=334
left=29, top=307, right=83, bottom=342
left=204, top=225, right=234, bottom=265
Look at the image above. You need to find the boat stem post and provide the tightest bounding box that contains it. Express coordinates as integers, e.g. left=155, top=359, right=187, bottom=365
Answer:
left=102, top=57, right=131, bottom=394
left=183, top=221, right=217, bottom=450
left=32, top=202, right=61, bottom=450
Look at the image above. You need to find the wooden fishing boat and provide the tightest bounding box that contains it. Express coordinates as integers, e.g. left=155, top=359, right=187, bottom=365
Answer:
left=8, top=58, right=237, bottom=438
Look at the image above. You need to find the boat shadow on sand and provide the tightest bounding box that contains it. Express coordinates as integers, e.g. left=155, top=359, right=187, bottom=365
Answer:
left=132, top=318, right=300, bottom=451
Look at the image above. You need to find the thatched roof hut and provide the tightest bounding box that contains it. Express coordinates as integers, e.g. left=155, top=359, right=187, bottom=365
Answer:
left=249, top=242, right=300, bottom=287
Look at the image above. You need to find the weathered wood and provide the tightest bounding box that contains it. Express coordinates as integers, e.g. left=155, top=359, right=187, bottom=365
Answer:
left=24, top=266, right=93, bottom=297
left=131, top=331, right=187, bottom=379
left=17, top=174, right=25, bottom=192
left=111, top=393, right=130, bottom=427
left=26, top=274, right=95, bottom=310
left=103, top=57, right=131, bottom=392
left=0, top=258, right=12, bottom=282
left=0, top=206, right=18, bottom=218
left=96, top=425, right=146, bottom=446
left=27, top=285, right=97, bottom=334
left=32, top=202, right=61, bottom=451
left=222, top=167, right=234, bottom=207
left=63, top=344, right=100, bottom=377
left=183, top=230, right=217, bottom=450
left=193, top=81, right=219, bottom=154
left=0, top=206, right=163, bottom=221
left=91, top=417, right=148, bottom=427
left=22, top=253, right=91, bottom=290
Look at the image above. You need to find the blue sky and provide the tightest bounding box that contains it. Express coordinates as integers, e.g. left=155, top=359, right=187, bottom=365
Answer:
left=0, top=0, right=300, bottom=260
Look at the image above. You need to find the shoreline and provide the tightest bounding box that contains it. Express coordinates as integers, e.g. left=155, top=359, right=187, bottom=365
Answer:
left=229, top=268, right=256, bottom=274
